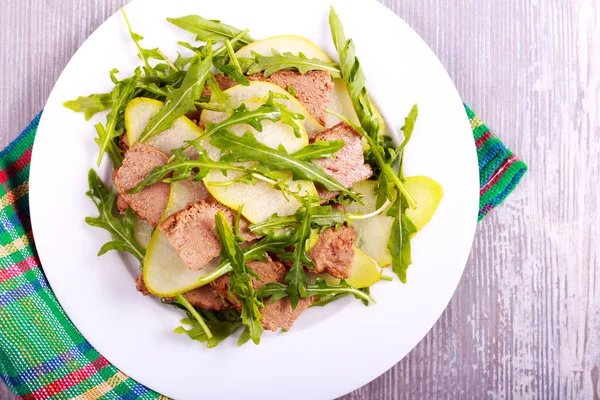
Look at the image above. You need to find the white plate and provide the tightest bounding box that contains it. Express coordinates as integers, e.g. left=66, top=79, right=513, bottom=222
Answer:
left=29, top=0, right=479, bottom=398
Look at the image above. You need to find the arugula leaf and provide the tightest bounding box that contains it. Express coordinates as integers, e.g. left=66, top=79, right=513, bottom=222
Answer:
left=258, top=278, right=376, bottom=305
left=85, top=169, right=145, bottom=264
left=205, top=73, right=235, bottom=112
left=214, top=212, right=264, bottom=344
left=167, top=94, right=304, bottom=158
left=95, top=68, right=140, bottom=166
left=137, top=49, right=213, bottom=143
left=397, top=104, right=419, bottom=159
left=241, top=50, right=341, bottom=78
left=291, top=140, right=344, bottom=161
left=178, top=27, right=251, bottom=63
left=184, top=93, right=300, bottom=149
left=121, top=9, right=162, bottom=79
left=137, top=80, right=230, bottom=112
left=328, top=8, right=417, bottom=209
left=387, top=192, right=417, bottom=283
left=214, top=40, right=250, bottom=86
left=93, top=123, right=124, bottom=168
left=282, top=196, right=315, bottom=308
left=175, top=294, right=213, bottom=339
left=167, top=15, right=253, bottom=47
left=211, top=130, right=360, bottom=201
left=329, top=7, right=383, bottom=142
left=174, top=309, right=243, bottom=348
left=63, top=93, right=112, bottom=120
left=249, top=204, right=346, bottom=236
left=386, top=105, right=419, bottom=282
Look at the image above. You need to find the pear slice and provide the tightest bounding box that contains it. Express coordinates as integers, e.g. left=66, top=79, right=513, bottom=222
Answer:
left=125, top=97, right=202, bottom=155
left=306, top=273, right=341, bottom=286
left=204, top=174, right=316, bottom=224
left=143, top=179, right=216, bottom=297
left=143, top=229, right=219, bottom=297
left=235, top=35, right=359, bottom=128
left=201, top=94, right=316, bottom=224
left=202, top=81, right=325, bottom=136
left=346, top=181, right=395, bottom=267
left=404, top=176, right=443, bottom=232
left=133, top=218, right=153, bottom=250
left=162, top=179, right=210, bottom=218
left=346, top=248, right=382, bottom=289
left=236, top=35, right=333, bottom=62
left=347, top=176, right=443, bottom=267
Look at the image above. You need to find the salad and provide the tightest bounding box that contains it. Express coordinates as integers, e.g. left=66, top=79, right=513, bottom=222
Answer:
left=65, top=7, right=443, bottom=347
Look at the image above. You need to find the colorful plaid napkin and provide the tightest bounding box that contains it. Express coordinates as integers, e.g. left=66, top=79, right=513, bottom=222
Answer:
left=0, top=107, right=526, bottom=399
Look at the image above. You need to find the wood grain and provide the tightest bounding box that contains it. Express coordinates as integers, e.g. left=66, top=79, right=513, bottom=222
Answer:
left=1, top=0, right=599, bottom=399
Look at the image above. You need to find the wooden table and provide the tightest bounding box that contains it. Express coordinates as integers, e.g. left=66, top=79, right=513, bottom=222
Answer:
left=1, top=1, right=599, bottom=399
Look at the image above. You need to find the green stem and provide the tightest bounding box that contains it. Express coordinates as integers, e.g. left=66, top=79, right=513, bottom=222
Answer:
left=346, top=199, right=391, bottom=221
left=308, top=287, right=375, bottom=304
left=197, top=263, right=233, bottom=287
left=158, top=49, right=179, bottom=72
left=225, top=40, right=243, bottom=74
left=121, top=9, right=153, bottom=74
left=175, top=294, right=213, bottom=339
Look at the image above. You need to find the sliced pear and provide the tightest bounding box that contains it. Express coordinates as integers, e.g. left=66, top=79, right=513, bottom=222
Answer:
left=306, top=228, right=320, bottom=251
left=133, top=218, right=153, bottom=250
left=163, top=179, right=210, bottom=218
left=143, top=179, right=215, bottom=297
left=143, top=229, right=219, bottom=297
left=404, top=176, right=443, bottom=232
left=346, top=181, right=394, bottom=267
left=202, top=81, right=324, bottom=136
left=236, top=35, right=333, bottom=62
left=346, top=248, right=382, bottom=289
left=204, top=172, right=316, bottom=224
left=326, top=79, right=360, bottom=127
left=125, top=97, right=202, bottom=155
left=201, top=92, right=316, bottom=223
left=347, top=176, right=443, bottom=267
left=306, top=273, right=341, bottom=286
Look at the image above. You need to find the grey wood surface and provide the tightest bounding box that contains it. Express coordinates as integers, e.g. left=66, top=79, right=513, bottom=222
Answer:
left=1, top=0, right=599, bottom=399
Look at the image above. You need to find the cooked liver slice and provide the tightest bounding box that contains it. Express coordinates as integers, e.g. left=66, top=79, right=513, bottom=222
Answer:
left=113, top=143, right=170, bottom=227
left=212, top=256, right=312, bottom=331
left=312, top=122, right=373, bottom=190
left=135, top=275, right=229, bottom=311
left=202, top=71, right=333, bottom=127
left=308, top=225, right=356, bottom=279
left=159, top=199, right=257, bottom=271
left=248, top=71, right=333, bottom=126
left=135, top=275, right=150, bottom=296
left=184, top=285, right=230, bottom=311
left=261, top=297, right=312, bottom=332
left=118, top=133, right=129, bottom=152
